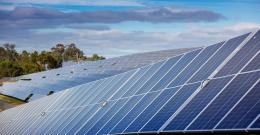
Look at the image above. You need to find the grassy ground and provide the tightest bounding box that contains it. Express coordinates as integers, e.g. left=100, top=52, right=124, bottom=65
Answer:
left=0, top=94, right=25, bottom=112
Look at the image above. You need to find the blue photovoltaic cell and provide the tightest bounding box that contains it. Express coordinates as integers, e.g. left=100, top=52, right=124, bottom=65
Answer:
left=59, top=82, right=101, bottom=109
left=96, top=70, right=136, bottom=103
left=96, top=91, right=159, bottom=135
left=164, top=76, right=233, bottom=131
left=31, top=104, right=100, bottom=135
left=6, top=92, right=61, bottom=123
left=110, top=66, right=151, bottom=100
left=216, top=81, right=260, bottom=129
left=28, top=111, right=65, bottom=134
left=47, top=78, right=110, bottom=111
left=150, top=49, right=202, bottom=92
left=55, top=106, right=99, bottom=134
left=251, top=117, right=260, bottom=128
left=123, top=87, right=180, bottom=134
left=1, top=47, right=193, bottom=101
left=6, top=101, right=48, bottom=134
left=242, top=52, right=260, bottom=72
left=168, top=42, right=223, bottom=87
left=122, top=61, right=165, bottom=98
left=5, top=115, right=38, bottom=135
left=48, top=84, right=92, bottom=110
left=188, top=33, right=249, bottom=83
left=90, top=74, right=128, bottom=104
left=47, top=108, right=86, bottom=135
left=75, top=97, right=131, bottom=134
left=140, top=83, right=201, bottom=132
left=188, top=71, right=260, bottom=130
left=0, top=105, right=24, bottom=125
left=44, top=108, right=84, bottom=134
left=135, top=56, right=181, bottom=95
left=216, top=31, right=260, bottom=77
left=85, top=94, right=144, bottom=135
left=65, top=105, right=104, bottom=135
left=1, top=32, right=260, bottom=135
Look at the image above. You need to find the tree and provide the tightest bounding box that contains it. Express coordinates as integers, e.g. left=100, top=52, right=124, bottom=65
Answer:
left=89, top=54, right=106, bottom=61
left=20, top=50, right=30, bottom=62
left=51, top=44, right=65, bottom=56
left=3, top=43, right=18, bottom=61
left=0, top=43, right=105, bottom=79
left=63, top=43, right=86, bottom=61
left=0, top=60, right=23, bottom=78
left=0, top=47, right=7, bottom=61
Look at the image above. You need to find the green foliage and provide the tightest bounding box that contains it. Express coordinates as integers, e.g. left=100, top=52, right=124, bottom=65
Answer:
left=87, top=54, right=105, bottom=61
left=0, top=43, right=105, bottom=79
left=0, top=60, right=23, bottom=78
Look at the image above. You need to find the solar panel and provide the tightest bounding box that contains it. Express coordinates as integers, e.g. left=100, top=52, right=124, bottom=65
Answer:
left=0, top=48, right=194, bottom=101
left=187, top=71, right=260, bottom=130
left=250, top=116, right=260, bottom=129
left=188, top=33, right=250, bottom=83
left=164, top=76, right=234, bottom=131
left=140, top=82, right=201, bottom=132
left=0, top=30, right=259, bottom=134
left=215, top=31, right=260, bottom=77
left=215, top=81, right=260, bottom=129
left=99, top=91, right=160, bottom=134
left=150, top=49, right=202, bottom=92
left=121, top=86, right=181, bottom=134
left=168, top=42, right=223, bottom=87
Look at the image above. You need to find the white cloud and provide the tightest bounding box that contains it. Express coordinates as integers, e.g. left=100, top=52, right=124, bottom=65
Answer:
left=224, top=22, right=260, bottom=31
left=1, top=22, right=260, bottom=58
left=0, top=5, right=15, bottom=10
left=1, top=0, right=144, bottom=6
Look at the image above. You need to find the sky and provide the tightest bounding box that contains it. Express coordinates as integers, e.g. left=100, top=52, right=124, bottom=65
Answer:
left=0, top=0, right=260, bottom=57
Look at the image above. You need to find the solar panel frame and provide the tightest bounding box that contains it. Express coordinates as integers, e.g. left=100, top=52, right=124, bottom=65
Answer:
left=139, top=82, right=201, bottom=133
left=249, top=115, right=260, bottom=129
left=188, top=32, right=251, bottom=83
left=97, top=91, right=160, bottom=135
left=150, top=48, right=203, bottom=92
left=163, top=75, right=234, bottom=131
left=0, top=31, right=260, bottom=134
left=242, top=51, right=260, bottom=72
left=167, top=42, right=223, bottom=88
left=215, top=31, right=260, bottom=77
left=214, top=79, right=260, bottom=129
left=186, top=71, right=260, bottom=130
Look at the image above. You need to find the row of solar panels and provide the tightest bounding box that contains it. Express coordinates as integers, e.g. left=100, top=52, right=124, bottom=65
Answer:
left=0, top=30, right=259, bottom=134
left=0, top=48, right=194, bottom=101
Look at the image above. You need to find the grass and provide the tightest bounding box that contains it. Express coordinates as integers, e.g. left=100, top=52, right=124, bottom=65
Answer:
left=0, top=94, right=25, bottom=111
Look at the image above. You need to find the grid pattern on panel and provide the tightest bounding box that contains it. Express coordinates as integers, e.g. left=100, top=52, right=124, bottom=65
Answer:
left=121, top=60, right=166, bottom=98
left=140, top=83, right=201, bottom=132
left=188, top=32, right=250, bottom=83
left=135, top=56, right=182, bottom=95
left=250, top=116, right=260, bottom=129
left=121, top=87, right=181, bottom=134
left=242, top=52, right=260, bottom=72
left=164, top=76, right=234, bottom=131
left=0, top=48, right=195, bottom=101
left=150, top=48, right=202, bottom=92
left=215, top=81, right=260, bottom=129
left=167, top=42, right=223, bottom=88
left=0, top=31, right=260, bottom=135
left=98, top=91, right=160, bottom=135
left=187, top=71, right=260, bottom=130
left=215, top=31, right=260, bottom=77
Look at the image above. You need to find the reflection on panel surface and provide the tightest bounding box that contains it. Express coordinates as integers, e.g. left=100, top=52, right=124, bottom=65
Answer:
left=0, top=31, right=259, bottom=134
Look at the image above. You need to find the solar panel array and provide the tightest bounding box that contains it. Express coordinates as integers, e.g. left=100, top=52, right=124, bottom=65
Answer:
left=0, top=48, right=194, bottom=101
left=0, top=30, right=259, bottom=134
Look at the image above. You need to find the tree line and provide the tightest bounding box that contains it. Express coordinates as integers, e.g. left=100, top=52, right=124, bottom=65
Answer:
left=0, top=43, right=105, bottom=79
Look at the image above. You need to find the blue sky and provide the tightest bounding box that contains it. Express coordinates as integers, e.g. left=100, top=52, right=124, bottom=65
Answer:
left=0, top=0, right=260, bottom=57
